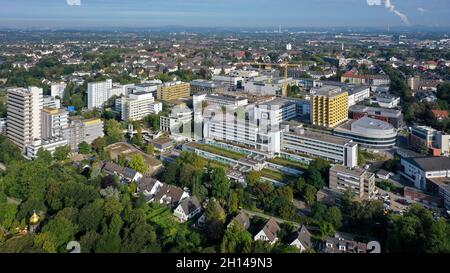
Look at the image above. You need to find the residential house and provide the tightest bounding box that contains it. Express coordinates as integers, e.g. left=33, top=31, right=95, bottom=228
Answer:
left=174, top=196, right=202, bottom=223
left=102, top=162, right=143, bottom=183
left=289, top=225, right=312, bottom=252
left=254, top=218, right=281, bottom=245
left=321, top=233, right=367, bottom=253
left=227, top=211, right=251, bottom=230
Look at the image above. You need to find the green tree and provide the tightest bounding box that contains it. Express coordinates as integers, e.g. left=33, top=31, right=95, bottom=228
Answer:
left=36, top=148, right=52, bottom=162
left=326, top=206, right=343, bottom=230
left=128, top=154, right=148, bottom=174
left=53, top=146, right=71, bottom=161
left=246, top=171, right=261, bottom=187
left=220, top=222, right=252, bottom=253
left=78, top=199, right=105, bottom=232
left=146, top=144, right=155, bottom=156
left=0, top=203, right=18, bottom=231
left=205, top=199, right=226, bottom=242
left=303, top=184, right=317, bottom=205
left=104, top=119, right=124, bottom=144
left=92, top=137, right=107, bottom=152
left=210, top=168, right=231, bottom=202
left=34, top=215, right=77, bottom=253
left=78, top=142, right=91, bottom=154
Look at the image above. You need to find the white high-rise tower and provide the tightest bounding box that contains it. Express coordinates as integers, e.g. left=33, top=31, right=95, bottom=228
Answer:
left=6, top=87, right=43, bottom=152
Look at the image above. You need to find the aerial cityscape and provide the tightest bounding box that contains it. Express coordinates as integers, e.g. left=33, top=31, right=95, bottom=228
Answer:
left=0, top=0, right=450, bottom=259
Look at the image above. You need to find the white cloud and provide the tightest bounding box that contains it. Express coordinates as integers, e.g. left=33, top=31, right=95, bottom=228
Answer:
left=366, top=0, right=410, bottom=25
left=418, top=7, right=426, bottom=14
left=66, top=0, right=81, bottom=6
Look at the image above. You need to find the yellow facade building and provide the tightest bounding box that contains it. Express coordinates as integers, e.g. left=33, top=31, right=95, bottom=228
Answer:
left=157, top=81, right=190, bottom=101
left=310, top=86, right=348, bottom=128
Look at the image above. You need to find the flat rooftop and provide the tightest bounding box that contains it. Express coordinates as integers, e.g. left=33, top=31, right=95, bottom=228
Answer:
left=350, top=105, right=402, bottom=117
left=284, top=126, right=352, bottom=146
left=338, top=116, right=395, bottom=132
left=311, top=85, right=345, bottom=97
left=331, top=164, right=367, bottom=177
left=405, top=157, right=450, bottom=172
left=261, top=98, right=296, bottom=109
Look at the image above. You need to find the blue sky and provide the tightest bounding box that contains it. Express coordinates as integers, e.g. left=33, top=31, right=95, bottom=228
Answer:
left=0, top=0, right=449, bottom=28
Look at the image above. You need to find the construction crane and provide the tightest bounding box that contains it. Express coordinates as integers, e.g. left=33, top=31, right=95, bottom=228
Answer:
left=238, top=61, right=302, bottom=97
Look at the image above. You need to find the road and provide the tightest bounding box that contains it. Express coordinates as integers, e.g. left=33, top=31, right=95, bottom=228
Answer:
left=242, top=209, right=301, bottom=228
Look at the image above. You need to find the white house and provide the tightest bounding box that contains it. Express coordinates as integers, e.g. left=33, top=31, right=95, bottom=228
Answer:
left=254, top=218, right=281, bottom=245
left=289, top=225, right=312, bottom=252
left=173, top=196, right=202, bottom=223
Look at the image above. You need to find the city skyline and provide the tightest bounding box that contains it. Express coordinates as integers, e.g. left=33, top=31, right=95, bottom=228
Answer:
left=0, top=0, right=450, bottom=28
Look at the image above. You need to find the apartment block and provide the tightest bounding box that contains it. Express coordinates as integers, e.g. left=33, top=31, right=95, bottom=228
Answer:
left=310, top=86, right=348, bottom=128
left=87, top=79, right=113, bottom=109
left=6, top=87, right=43, bottom=152
left=63, top=117, right=105, bottom=150
left=41, top=107, right=69, bottom=139
left=329, top=165, right=376, bottom=200
left=157, top=81, right=190, bottom=101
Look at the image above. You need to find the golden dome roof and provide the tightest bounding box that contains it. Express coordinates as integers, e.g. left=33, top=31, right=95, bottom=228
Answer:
left=30, top=211, right=40, bottom=225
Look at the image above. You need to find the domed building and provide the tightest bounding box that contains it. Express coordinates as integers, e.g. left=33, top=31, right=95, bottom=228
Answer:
left=334, top=116, right=398, bottom=150
left=29, top=210, right=41, bottom=234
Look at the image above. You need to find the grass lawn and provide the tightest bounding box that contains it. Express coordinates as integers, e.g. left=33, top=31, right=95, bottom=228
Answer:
left=189, top=142, right=246, bottom=161
left=261, top=168, right=285, bottom=181
left=268, top=157, right=308, bottom=171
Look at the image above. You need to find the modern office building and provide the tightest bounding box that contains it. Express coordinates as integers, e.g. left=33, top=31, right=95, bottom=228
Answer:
left=134, top=82, right=159, bottom=97
left=347, top=86, right=371, bottom=107
left=6, top=87, right=43, bottom=152
left=410, top=126, right=450, bottom=156
left=120, top=92, right=161, bottom=121
left=193, top=93, right=249, bottom=140
left=243, top=76, right=294, bottom=97
left=160, top=107, right=193, bottom=140
left=157, top=81, right=190, bottom=101
left=370, top=95, right=400, bottom=109
left=334, top=117, right=397, bottom=150
left=41, top=107, right=69, bottom=139
left=203, top=117, right=281, bottom=154
left=437, top=132, right=450, bottom=157
left=349, top=105, right=403, bottom=129
left=400, top=156, right=450, bottom=191
left=319, top=81, right=370, bottom=107
left=410, top=126, right=438, bottom=148
left=190, top=79, right=228, bottom=94
left=253, top=99, right=297, bottom=126
left=310, top=86, right=349, bottom=128
left=329, top=165, right=376, bottom=200
left=193, top=93, right=248, bottom=111
left=281, top=124, right=358, bottom=167
left=287, top=98, right=311, bottom=121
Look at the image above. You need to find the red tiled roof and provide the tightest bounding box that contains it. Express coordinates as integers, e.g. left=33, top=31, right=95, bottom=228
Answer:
left=432, top=110, right=449, bottom=119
